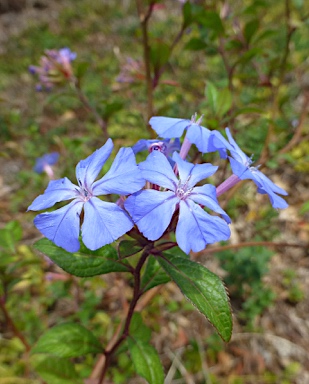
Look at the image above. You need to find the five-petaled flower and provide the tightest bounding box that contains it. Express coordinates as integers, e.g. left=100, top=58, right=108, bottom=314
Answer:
left=125, top=151, right=231, bottom=254
left=225, top=128, right=288, bottom=209
left=28, top=139, right=145, bottom=252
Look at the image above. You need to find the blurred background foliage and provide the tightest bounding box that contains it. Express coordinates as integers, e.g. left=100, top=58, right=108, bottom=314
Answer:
left=0, top=0, right=308, bottom=383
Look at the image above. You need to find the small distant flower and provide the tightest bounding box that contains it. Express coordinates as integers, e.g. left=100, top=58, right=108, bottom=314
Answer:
left=125, top=151, right=230, bottom=254
left=28, top=139, right=145, bottom=252
left=29, top=48, right=76, bottom=91
left=34, top=152, right=59, bottom=179
left=116, top=57, right=145, bottom=84
left=225, top=128, right=288, bottom=209
left=149, top=114, right=231, bottom=158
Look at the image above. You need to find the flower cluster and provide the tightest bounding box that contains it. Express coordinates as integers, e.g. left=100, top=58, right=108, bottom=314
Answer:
left=29, top=48, right=76, bottom=91
left=28, top=115, right=288, bottom=254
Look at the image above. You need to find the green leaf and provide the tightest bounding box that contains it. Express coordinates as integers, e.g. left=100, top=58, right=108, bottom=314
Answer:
left=32, top=355, right=83, bottom=384
left=150, top=41, right=170, bottom=73
left=128, top=338, right=164, bottom=384
left=216, top=88, right=232, bottom=117
left=196, top=10, right=224, bottom=35
left=141, top=255, right=170, bottom=292
left=118, top=240, right=143, bottom=258
left=182, top=1, right=193, bottom=27
left=31, top=323, right=102, bottom=357
left=184, top=38, right=208, bottom=51
left=244, top=19, right=259, bottom=44
left=205, top=81, right=219, bottom=115
left=158, top=253, right=232, bottom=342
left=129, top=313, right=151, bottom=343
left=34, top=238, right=129, bottom=277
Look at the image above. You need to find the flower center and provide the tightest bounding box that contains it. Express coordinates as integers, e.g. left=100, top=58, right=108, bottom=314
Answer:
left=77, top=179, right=93, bottom=202
left=176, top=180, right=193, bottom=200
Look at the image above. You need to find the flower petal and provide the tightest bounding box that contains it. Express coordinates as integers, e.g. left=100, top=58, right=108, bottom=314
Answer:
left=139, top=151, right=178, bottom=190
left=173, top=152, right=218, bottom=187
left=176, top=200, right=231, bottom=254
left=82, top=197, right=134, bottom=250
left=75, top=138, right=113, bottom=189
left=28, top=177, right=79, bottom=211
left=190, top=185, right=231, bottom=223
left=149, top=116, right=190, bottom=138
left=186, top=123, right=211, bottom=153
left=125, top=190, right=178, bottom=241
left=225, top=128, right=251, bottom=165
left=33, top=200, right=83, bottom=252
left=92, top=147, right=145, bottom=195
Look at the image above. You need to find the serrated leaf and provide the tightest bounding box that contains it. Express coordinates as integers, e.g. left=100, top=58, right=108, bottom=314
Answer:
left=158, top=253, right=232, bottom=342
left=34, top=238, right=129, bottom=277
left=141, top=256, right=170, bottom=292
left=31, top=323, right=102, bottom=358
left=31, top=355, right=82, bottom=384
left=128, top=338, right=164, bottom=384
left=118, top=240, right=143, bottom=258
left=129, top=313, right=151, bottom=343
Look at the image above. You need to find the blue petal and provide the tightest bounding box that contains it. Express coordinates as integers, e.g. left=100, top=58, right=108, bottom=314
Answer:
left=228, top=157, right=251, bottom=179
left=93, top=147, right=145, bottom=195
left=176, top=200, right=231, bottom=254
left=173, top=152, right=218, bottom=187
left=225, top=128, right=252, bottom=165
left=249, top=169, right=288, bottom=209
left=82, top=197, right=134, bottom=250
left=209, top=131, right=232, bottom=159
left=125, top=190, right=178, bottom=240
left=190, top=185, right=231, bottom=223
left=33, top=200, right=83, bottom=252
left=28, top=177, right=79, bottom=211
left=250, top=169, right=288, bottom=196
left=186, top=123, right=212, bottom=153
left=139, top=151, right=178, bottom=191
left=132, top=139, right=155, bottom=154
left=75, top=138, right=113, bottom=189
left=149, top=117, right=190, bottom=138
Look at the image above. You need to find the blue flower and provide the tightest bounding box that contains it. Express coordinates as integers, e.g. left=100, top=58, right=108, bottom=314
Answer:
left=34, top=152, right=59, bottom=174
left=125, top=151, right=231, bottom=254
left=225, top=128, right=288, bottom=209
left=149, top=114, right=231, bottom=158
left=28, top=139, right=145, bottom=252
left=132, top=138, right=181, bottom=156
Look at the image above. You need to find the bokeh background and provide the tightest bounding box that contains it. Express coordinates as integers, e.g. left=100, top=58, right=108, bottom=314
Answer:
left=0, top=0, right=308, bottom=383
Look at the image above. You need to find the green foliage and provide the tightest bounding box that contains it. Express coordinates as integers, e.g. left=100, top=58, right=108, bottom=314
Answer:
left=158, top=252, right=233, bottom=342
left=34, top=238, right=130, bottom=277
left=214, top=247, right=275, bottom=327
left=127, top=313, right=164, bottom=384
left=31, top=323, right=102, bottom=357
